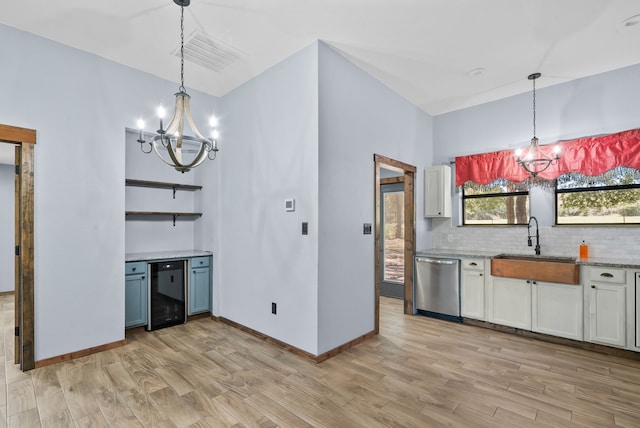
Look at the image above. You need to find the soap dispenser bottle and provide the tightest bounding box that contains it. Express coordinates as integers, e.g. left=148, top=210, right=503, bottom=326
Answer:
left=579, top=240, right=589, bottom=259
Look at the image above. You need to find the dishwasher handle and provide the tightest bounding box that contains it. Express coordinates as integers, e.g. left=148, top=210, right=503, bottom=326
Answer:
left=416, top=257, right=458, bottom=265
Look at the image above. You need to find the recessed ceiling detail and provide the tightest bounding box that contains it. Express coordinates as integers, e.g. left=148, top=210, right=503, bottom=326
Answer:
left=175, top=31, right=243, bottom=73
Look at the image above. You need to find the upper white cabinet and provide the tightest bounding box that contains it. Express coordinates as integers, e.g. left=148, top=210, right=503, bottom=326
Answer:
left=460, top=258, right=486, bottom=320
left=424, top=165, right=451, bottom=218
left=532, top=281, right=583, bottom=341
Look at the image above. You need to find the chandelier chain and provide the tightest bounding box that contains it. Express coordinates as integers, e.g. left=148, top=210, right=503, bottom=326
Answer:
left=532, top=76, right=536, bottom=139
left=179, top=5, right=185, bottom=92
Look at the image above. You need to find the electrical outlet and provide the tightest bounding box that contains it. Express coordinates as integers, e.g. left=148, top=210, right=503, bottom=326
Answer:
left=271, top=302, right=277, bottom=314
left=302, top=222, right=308, bottom=235
left=363, top=223, right=372, bottom=234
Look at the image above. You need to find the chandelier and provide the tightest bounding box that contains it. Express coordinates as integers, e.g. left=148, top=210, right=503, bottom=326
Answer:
left=515, top=73, right=560, bottom=177
left=136, top=0, right=219, bottom=173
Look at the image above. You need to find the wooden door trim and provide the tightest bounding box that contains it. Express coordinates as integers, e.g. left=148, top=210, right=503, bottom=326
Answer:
left=374, top=154, right=416, bottom=333
left=1, top=123, right=35, bottom=371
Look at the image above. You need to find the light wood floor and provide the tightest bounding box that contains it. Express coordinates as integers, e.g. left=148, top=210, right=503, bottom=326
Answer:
left=3, top=294, right=640, bottom=427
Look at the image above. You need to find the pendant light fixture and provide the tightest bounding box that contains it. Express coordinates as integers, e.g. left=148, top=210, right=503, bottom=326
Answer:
left=136, top=0, right=219, bottom=173
left=515, top=73, right=560, bottom=177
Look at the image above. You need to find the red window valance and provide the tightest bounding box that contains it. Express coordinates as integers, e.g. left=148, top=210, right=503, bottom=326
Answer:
left=455, top=128, right=640, bottom=187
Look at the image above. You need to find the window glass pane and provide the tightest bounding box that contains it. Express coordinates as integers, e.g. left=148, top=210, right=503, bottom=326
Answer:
left=557, top=188, right=640, bottom=224
left=557, top=167, right=640, bottom=190
left=465, top=194, right=529, bottom=225
left=464, top=179, right=528, bottom=195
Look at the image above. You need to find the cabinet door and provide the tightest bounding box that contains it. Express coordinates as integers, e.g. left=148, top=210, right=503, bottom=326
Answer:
left=461, top=269, right=485, bottom=320
left=488, top=276, right=531, bottom=329
left=588, top=282, right=626, bottom=347
left=532, top=281, right=583, bottom=340
left=125, top=273, right=147, bottom=328
left=424, top=166, right=451, bottom=218
left=189, top=267, right=211, bottom=315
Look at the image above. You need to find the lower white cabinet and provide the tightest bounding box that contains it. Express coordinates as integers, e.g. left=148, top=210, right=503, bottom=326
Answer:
left=461, top=258, right=485, bottom=320
left=588, top=282, right=627, bottom=348
left=532, top=281, right=583, bottom=340
left=487, top=276, right=532, bottom=330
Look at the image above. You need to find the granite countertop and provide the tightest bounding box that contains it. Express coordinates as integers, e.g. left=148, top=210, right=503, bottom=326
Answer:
left=415, top=248, right=640, bottom=269
left=415, top=249, right=496, bottom=259
left=126, top=250, right=212, bottom=262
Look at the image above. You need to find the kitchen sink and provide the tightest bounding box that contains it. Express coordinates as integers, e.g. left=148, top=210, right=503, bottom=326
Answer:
left=491, top=253, right=580, bottom=284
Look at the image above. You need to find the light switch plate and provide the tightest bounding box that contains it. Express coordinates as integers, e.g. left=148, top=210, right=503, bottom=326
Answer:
left=285, top=199, right=295, bottom=212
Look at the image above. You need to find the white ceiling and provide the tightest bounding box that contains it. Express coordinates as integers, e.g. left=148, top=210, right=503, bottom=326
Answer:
left=1, top=0, right=640, bottom=115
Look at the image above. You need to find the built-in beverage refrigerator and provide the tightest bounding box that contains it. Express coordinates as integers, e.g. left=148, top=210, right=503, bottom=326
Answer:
left=147, top=260, right=187, bottom=331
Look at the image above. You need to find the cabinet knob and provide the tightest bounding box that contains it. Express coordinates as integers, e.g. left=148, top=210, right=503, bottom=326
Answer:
left=142, top=276, right=145, bottom=280
left=132, top=267, right=136, bottom=271
left=526, top=280, right=530, bottom=284
left=591, top=285, right=596, bottom=289
left=479, top=273, right=483, bottom=277
left=532, top=281, right=537, bottom=285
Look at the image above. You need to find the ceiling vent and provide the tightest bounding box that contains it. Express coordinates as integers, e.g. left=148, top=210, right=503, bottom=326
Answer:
left=174, top=31, right=243, bottom=73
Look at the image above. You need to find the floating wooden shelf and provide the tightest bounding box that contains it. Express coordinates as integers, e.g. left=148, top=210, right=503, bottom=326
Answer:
left=125, top=211, right=202, bottom=226
left=125, top=179, right=202, bottom=198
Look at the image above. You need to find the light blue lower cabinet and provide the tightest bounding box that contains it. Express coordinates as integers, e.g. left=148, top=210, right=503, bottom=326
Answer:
left=189, top=257, right=211, bottom=315
left=125, top=262, right=148, bottom=328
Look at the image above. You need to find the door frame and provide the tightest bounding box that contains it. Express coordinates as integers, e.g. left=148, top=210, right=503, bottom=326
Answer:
left=1, top=124, right=35, bottom=371
left=374, top=154, right=416, bottom=333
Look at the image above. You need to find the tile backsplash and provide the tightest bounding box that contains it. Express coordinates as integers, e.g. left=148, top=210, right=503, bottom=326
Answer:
left=431, top=218, right=640, bottom=259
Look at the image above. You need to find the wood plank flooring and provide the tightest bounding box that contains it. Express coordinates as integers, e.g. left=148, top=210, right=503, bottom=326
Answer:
left=2, top=293, right=640, bottom=427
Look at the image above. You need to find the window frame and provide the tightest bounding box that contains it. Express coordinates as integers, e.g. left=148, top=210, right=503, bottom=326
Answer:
left=462, top=187, right=530, bottom=226
left=555, top=182, right=640, bottom=225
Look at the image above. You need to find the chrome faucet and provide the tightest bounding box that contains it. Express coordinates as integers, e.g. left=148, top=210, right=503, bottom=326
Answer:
left=527, top=216, right=541, bottom=255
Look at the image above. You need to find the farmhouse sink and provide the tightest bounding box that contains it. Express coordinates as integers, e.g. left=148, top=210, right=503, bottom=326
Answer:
left=491, top=253, right=580, bottom=284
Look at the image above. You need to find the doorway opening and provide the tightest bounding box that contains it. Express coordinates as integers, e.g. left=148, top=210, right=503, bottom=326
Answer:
left=373, top=154, right=416, bottom=333
left=0, top=124, right=36, bottom=371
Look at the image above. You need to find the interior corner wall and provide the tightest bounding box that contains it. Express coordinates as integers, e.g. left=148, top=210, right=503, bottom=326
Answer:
left=217, top=42, right=320, bottom=354
left=0, top=163, right=14, bottom=293
left=317, top=42, right=434, bottom=354
left=0, top=22, right=218, bottom=361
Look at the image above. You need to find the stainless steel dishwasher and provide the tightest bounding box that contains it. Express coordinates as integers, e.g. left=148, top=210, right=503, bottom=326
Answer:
left=415, top=256, right=461, bottom=322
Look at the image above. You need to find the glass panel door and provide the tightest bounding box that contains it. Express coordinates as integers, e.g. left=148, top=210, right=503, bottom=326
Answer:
left=381, top=182, right=404, bottom=298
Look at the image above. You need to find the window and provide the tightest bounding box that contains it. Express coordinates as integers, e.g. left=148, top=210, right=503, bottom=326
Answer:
left=556, top=167, right=640, bottom=224
left=463, top=180, right=529, bottom=225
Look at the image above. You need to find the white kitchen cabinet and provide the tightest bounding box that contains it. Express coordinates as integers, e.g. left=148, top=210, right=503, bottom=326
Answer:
left=586, top=265, right=628, bottom=348
left=588, top=282, right=626, bottom=347
left=532, top=281, right=583, bottom=341
left=487, top=276, right=531, bottom=330
left=461, top=258, right=486, bottom=320
left=424, top=165, right=451, bottom=218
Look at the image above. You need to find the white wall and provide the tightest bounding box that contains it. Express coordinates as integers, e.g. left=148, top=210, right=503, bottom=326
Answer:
left=0, top=162, right=14, bottom=293
left=432, top=64, right=640, bottom=258
left=215, top=43, right=320, bottom=354
left=317, top=43, right=433, bottom=353
left=0, top=23, right=218, bottom=360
